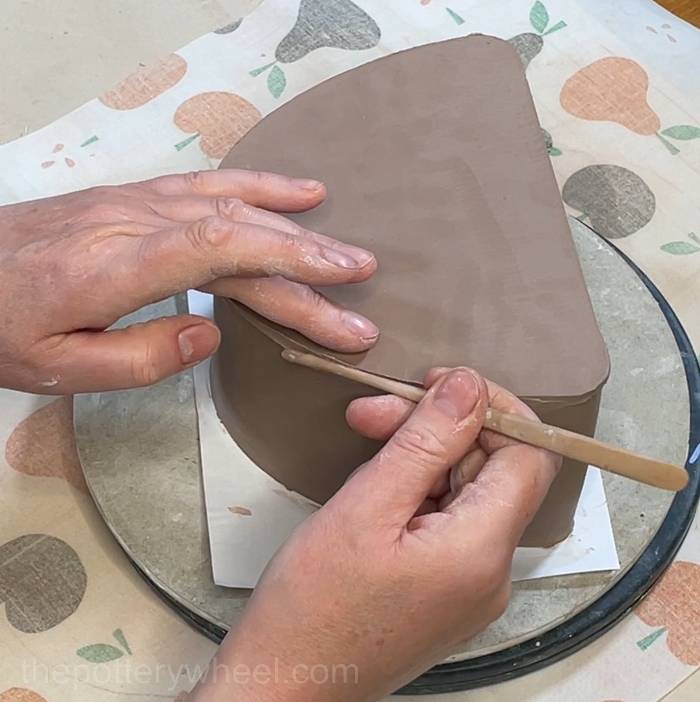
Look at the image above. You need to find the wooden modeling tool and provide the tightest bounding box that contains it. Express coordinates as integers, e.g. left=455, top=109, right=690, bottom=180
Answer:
left=281, top=349, right=689, bottom=492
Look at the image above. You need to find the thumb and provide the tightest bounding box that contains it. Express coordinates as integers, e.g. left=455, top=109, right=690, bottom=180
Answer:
left=32, top=315, right=220, bottom=393
left=339, top=368, right=488, bottom=528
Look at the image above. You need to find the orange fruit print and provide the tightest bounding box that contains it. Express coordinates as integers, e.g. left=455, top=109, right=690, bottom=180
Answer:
left=174, top=92, right=261, bottom=158
left=561, top=57, right=660, bottom=136
left=561, top=57, right=700, bottom=154
left=5, top=398, right=87, bottom=492
left=635, top=561, right=700, bottom=665
left=0, top=689, right=48, bottom=702
left=100, top=54, right=187, bottom=110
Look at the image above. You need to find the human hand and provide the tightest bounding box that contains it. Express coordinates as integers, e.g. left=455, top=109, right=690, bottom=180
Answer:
left=192, top=367, right=560, bottom=702
left=0, top=170, right=377, bottom=394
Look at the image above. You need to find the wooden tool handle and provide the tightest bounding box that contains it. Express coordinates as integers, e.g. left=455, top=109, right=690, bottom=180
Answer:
left=281, top=349, right=689, bottom=492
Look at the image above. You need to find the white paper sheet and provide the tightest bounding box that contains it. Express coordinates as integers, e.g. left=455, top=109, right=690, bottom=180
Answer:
left=188, top=291, right=619, bottom=588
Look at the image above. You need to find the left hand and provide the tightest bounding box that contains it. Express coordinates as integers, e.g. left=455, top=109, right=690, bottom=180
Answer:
left=0, top=169, right=378, bottom=394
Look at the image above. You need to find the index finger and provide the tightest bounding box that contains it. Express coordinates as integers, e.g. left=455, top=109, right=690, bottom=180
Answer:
left=439, top=373, right=560, bottom=549
left=135, top=169, right=326, bottom=212
left=444, top=433, right=560, bottom=551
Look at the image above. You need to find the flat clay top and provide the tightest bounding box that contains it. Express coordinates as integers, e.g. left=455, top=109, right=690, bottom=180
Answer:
left=220, top=34, right=609, bottom=397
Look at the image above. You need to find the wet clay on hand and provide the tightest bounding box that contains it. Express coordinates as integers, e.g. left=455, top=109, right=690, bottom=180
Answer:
left=212, top=34, right=610, bottom=547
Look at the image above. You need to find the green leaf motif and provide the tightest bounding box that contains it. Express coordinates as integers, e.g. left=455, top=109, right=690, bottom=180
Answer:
left=446, top=7, right=465, bottom=25
left=542, top=19, right=567, bottom=36
left=113, top=628, right=132, bottom=655
left=530, top=1, right=549, bottom=34
left=661, top=125, right=700, bottom=141
left=268, top=65, right=286, bottom=99
left=77, top=644, right=124, bottom=663
left=249, top=61, right=275, bottom=77
left=548, top=147, right=562, bottom=156
left=661, top=241, right=700, bottom=255
left=656, top=132, right=681, bottom=155
left=174, top=133, right=199, bottom=151
left=637, top=627, right=666, bottom=651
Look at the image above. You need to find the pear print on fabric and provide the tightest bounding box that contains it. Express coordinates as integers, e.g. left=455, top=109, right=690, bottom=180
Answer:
left=0, top=690, right=48, bottom=702
left=99, top=55, right=187, bottom=110
left=561, top=57, right=700, bottom=155
left=174, top=92, right=262, bottom=157
left=5, top=398, right=87, bottom=492
left=0, top=535, right=87, bottom=633
left=542, top=128, right=562, bottom=156
left=562, top=164, right=655, bottom=239
left=508, top=1, right=567, bottom=70
left=250, top=0, right=381, bottom=98
left=635, top=561, right=700, bottom=665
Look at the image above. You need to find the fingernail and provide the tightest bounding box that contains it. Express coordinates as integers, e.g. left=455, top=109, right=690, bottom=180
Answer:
left=342, top=311, right=379, bottom=342
left=296, top=178, right=324, bottom=191
left=433, top=370, right=480, bottom=421
left=323, top=246, right=375, bottom=269
left=178, top=323, right=220, bottom=365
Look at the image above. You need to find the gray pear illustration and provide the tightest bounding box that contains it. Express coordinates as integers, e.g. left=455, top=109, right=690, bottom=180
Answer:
left=562, top=164, right=656, bottom=239
left=276, top=0, right=381, bottom=64
left=0, top=534, right=87, bottom=633
left=542, top=128, right=553, bottom=151
left=508, top=33, right=543, bottom=69
left=214, top=18, right=242, bottom=35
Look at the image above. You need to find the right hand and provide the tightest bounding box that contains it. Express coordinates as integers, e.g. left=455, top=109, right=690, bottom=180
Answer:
left=192, top=367, right=560, bottom=702
left=0, top=169, right=378, bottom=394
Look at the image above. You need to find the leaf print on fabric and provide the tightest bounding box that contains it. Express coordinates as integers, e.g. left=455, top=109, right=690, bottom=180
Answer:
left=561, top=164, right=655, bottom=239
left=530, top=1, right=548, bottom=33
left=508, top=2, right=566, bottom=70
left=0, top=535, right=87, bottom=633
left=660, top=125, right=700, bottom=140
left=77, top=644, right=124, bottom=663
left=661, top=233, right=700, bottom=255
left=173, top=92, right=261, bottom=158
left=100, top=54, right=187, bottom=110
left=560, top=58, right=700, bottom=155
left=77, top=629, right=132, bottom=663
left=530, top=2, right=566, bottom=36
left=445, top=8, right=464, bottom=25
left=267, top=65, right=287, bottom=99
left=635, top=561, right=700, bottom=665
left=249, top=0, right=381, bottom=98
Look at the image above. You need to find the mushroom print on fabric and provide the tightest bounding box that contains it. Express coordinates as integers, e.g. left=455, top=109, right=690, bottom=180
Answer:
left=508, top=1, right=567, bottom=70
left=0, top=535, right=87, bottom=633
left=562, top=164, right=655, bottom=239
left=249, top=0, right=381, bottom=98
left=635, top=561, right=700, bottom=665
left=560, top=57, right=700, bottom=155
left=99, top=54, right=188, bottom=110
left=173, top=92, right=262, bottom=157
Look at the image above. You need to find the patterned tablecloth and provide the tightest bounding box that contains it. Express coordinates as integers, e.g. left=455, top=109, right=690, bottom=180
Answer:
left=1, top=1, right=700, bottom=700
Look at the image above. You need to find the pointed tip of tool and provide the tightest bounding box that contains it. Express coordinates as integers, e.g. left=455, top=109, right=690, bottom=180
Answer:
left=281, top=348, right=301, bottom=363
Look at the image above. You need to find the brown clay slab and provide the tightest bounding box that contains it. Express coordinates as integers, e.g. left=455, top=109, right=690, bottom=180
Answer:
left=213, top=35, right=610, bottom=546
